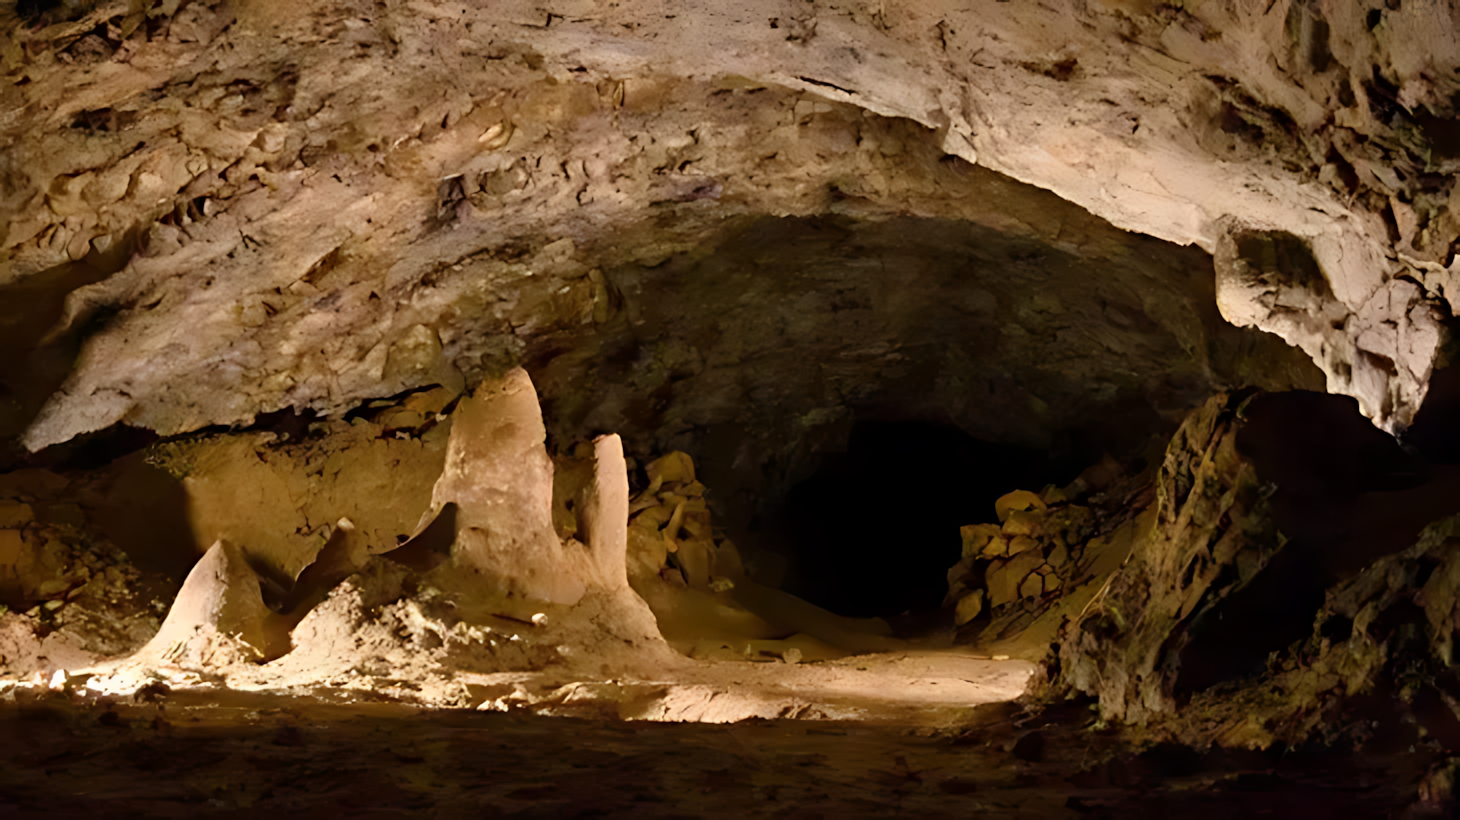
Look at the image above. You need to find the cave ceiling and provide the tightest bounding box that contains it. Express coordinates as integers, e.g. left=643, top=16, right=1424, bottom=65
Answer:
left=0, top=0, right=1457, bottom=456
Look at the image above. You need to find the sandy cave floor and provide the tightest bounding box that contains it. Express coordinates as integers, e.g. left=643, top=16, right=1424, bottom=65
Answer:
left=436, top=649, right=1039, bottom=724
left=2, top=601, right=1436, bottom=817
left=0, top=685, right=1436, bottom=819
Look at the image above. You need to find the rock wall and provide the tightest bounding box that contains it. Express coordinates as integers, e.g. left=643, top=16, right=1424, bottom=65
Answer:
left=1041, top=388, right=1460, bottom=746
left=1052, top=392, right=1280, bottom=723
left=0, top=0, right=1451, bottom=454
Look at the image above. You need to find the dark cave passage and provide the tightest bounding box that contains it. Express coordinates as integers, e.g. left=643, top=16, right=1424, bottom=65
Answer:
left=768, top=419, right=1077, bottom=620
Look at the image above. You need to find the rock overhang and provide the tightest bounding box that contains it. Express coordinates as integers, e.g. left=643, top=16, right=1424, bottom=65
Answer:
left=0, top=0, right=1455, bottom=452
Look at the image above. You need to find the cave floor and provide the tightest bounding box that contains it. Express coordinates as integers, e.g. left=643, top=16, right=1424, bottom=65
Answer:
left=0, top=688, right=1433, bottom=818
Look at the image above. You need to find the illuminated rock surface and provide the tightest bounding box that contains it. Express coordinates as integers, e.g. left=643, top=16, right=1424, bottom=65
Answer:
left=2, top=0, right=1460, bottom=815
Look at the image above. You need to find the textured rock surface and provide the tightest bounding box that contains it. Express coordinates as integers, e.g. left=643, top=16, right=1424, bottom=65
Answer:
left=1053, top=392, right=1278, bottom=722
left=5, top=0, right=1436, bottom=456
left=147, top=395, right=455, bottom=583
left=531, top=212, right=1321, bottom=516
left=1034, top=387, right=1460, bottom=746
left=424, top=367, right=590, bottom=606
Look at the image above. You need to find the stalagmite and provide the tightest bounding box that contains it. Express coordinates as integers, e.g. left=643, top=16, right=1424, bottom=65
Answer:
left=130, top=539, right=270, bottom=667
left=577, top=434, right=631, bottom=590
left=421, top=367, right=588, bottom=607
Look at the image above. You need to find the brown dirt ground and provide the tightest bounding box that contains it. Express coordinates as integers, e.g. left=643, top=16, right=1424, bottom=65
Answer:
left=0, top=686, right=1437, bottom=819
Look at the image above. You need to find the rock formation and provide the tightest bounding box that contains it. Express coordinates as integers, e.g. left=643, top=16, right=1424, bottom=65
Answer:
left=9, top=0, right=1446, bottom=458
left=3, top=4, right=1460, bottom=812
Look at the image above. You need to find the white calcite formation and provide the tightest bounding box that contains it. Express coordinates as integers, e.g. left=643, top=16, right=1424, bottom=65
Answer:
left=424, top=367, right=591, bottom=607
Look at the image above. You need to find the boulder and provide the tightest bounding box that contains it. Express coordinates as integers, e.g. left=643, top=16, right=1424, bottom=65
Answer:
left=961, top=523, right=1003, bottom=558
left=954, top=590, right=985, bottom=626
left=987, top=550, right=1046, bottom=608
left=1019, top=573, right=1044, bottom=601
left=996, top=490, right=1047, bottom=523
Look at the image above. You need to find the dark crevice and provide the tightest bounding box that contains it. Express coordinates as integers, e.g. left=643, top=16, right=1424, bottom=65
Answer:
left=765, top=418, right=1080, bottom=619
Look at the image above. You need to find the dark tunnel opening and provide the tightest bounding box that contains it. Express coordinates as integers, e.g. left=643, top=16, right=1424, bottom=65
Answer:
left=765, top=418, right=1081, bottom=620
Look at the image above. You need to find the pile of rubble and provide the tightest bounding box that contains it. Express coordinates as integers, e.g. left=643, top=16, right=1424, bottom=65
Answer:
left=945, top=489, right=1096, bottom=628
left=625, top=451, right=744, bottom=596
left=621, top=450, right=902, bottom=661
left=0, top=477, right=163, bottom=680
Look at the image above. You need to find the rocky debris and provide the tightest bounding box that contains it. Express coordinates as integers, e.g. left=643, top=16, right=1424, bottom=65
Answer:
left=947, top=489, right=1097, bottom=626
left=0, top=474, right=164, bottom=681
left=954, top=589, right=985, bottom=626
left=623, top=449, right=767, bottom=648
left=626, top=451, right=729, bottom=594
left=623, top=449, right=899, bottom=659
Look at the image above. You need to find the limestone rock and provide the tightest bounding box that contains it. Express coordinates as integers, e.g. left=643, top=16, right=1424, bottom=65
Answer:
left=1006, top=536, right=1039, bottom=557
left=646, top=452, right=696, bottom=489
left=1002, top=510, right=1044, bottom=537
left=996, top=491, right=1048, bottom=524
left=1018, top=573, right=1044, bottom=601
left=1047, top=542, right=1070, bottom=569
left=675, top=538, right=715, bottom=589
left=3, top=0, right=1366, bottom=471
left=954, top=590, right=985, bottom=626
left=1053, top=393, right=1278, bottom=722
left=280, top=519, right=369, bottom=617
left=0, top=502, right=32, bottom=529
left=426, top=368, right=587, bottom=607
left=987, top=550, right=1046, bottom=608
left=135, top=540, right=271, bottom=665
left=960, top=523, right=1003, bottom=558
left=0, top=529, right=25, bottom=601
left=577, top=434, right=631, bottom=589
left=944, top=554, right=979, bottom=604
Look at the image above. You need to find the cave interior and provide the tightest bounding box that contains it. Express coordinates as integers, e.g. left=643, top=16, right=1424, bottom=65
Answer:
left=3, top=0, right=1460, bottom=816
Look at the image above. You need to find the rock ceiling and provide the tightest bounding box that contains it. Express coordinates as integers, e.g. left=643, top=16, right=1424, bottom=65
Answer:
left=9, top=7, right=1460, bottom=795
left=0, top=0, right=1457, bottom=454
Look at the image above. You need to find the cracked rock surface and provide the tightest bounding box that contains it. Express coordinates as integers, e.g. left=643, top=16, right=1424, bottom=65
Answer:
left=1, top=0, right=1449, bottom=453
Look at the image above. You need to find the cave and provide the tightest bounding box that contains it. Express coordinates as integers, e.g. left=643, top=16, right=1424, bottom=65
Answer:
left=4, top=0, right=1460, bottom=816
left=771, top=419, right=1062, bottom=620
